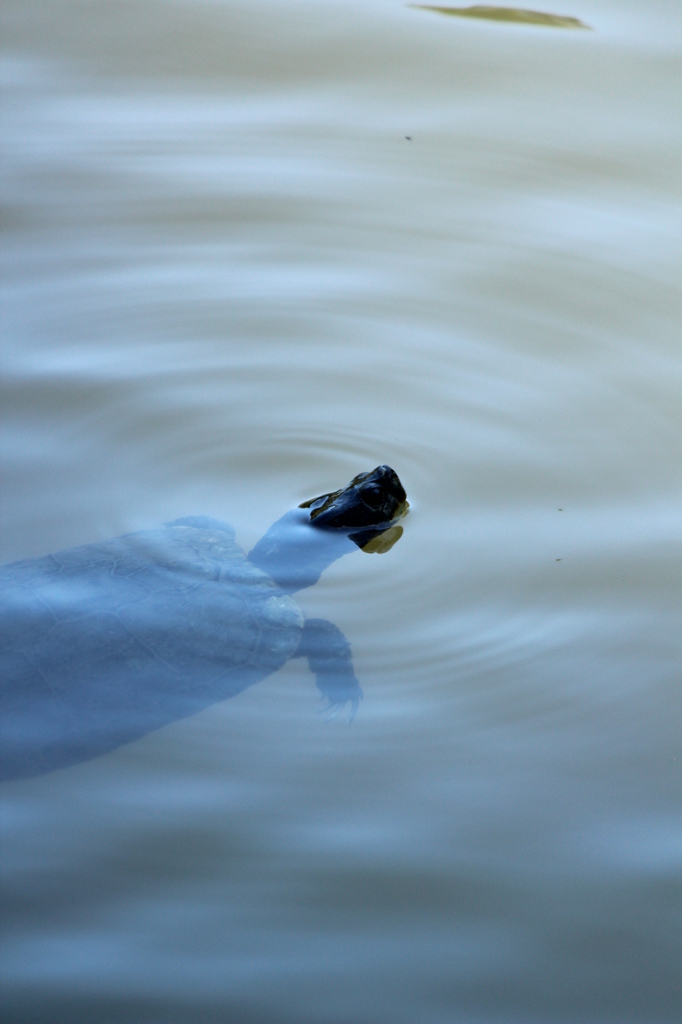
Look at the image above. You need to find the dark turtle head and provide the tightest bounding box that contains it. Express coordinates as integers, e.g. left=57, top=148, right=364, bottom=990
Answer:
left=299, top=465, right=408, bottom=530
left=249, top=466, right=408, bottom=590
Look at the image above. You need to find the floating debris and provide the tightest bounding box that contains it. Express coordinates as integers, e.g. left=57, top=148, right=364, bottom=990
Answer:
left=410, top=5, right=591, bottom=29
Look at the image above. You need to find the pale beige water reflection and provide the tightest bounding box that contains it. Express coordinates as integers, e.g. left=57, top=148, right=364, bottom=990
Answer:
left=1, top=1, right=681, bottom=1022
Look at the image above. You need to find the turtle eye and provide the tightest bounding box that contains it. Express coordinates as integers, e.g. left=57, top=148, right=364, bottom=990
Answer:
left=359, top=485, right=384, bottom=509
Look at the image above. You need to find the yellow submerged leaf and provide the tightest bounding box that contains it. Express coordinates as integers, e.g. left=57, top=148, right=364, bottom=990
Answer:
left=410, top=5, right=591, bottom=29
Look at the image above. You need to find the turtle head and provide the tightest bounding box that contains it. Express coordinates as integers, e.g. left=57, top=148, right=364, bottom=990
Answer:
left=299, top=465, right=408, bottom=532
left=249, top=466, right=408, bottom=590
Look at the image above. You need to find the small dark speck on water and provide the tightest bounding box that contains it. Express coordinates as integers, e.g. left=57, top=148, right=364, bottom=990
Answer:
left=405, top=136, right=413, bottom=140
left=556, top=558, right=562, bottom=561
left=558, top=508, right=563, bottom=511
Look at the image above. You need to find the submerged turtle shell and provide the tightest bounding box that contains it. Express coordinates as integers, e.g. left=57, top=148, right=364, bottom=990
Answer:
left=0, top=516, right=304, bottom=779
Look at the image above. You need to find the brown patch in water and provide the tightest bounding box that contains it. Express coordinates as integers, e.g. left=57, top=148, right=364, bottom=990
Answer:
left=410, top=5, right=591, bottom=29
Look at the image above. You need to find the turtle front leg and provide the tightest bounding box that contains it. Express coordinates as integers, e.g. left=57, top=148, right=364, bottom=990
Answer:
left=294, top=618, right=362, bottom=716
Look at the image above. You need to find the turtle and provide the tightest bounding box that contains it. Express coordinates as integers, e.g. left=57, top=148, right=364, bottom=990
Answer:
left=0, top=466, right=408, bottom=781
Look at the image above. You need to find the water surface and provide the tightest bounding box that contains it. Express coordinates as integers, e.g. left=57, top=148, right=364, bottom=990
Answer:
left=1, top=1, right=681, bottom=1021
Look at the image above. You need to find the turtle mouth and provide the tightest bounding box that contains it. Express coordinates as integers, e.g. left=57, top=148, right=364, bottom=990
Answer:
left=300, top=466, right=408, bottom=530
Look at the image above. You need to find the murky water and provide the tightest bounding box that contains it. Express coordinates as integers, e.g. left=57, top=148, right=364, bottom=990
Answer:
left=1, top=1, right=681, bottom=1020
